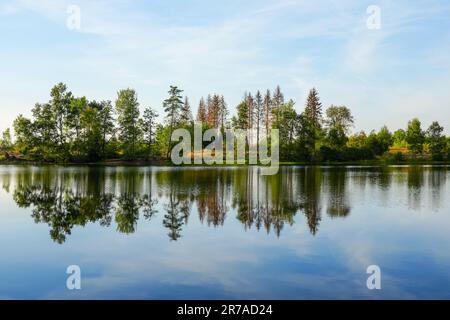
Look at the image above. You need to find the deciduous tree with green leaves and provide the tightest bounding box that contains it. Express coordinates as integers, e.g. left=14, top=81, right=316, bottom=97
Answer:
left=115, top=89, right=142, bottom=160
left=426, top=121, right=446, bottom=160
left=406, top=118, right=425, bottom=155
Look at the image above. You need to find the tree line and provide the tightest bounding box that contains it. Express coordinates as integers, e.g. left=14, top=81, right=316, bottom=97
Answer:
left=1, top=82, right=449, bottom=162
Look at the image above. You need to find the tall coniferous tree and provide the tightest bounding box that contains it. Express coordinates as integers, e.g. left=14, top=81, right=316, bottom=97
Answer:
left=180, top=97, right=193, bottom=125
left=163, top=86, right=183, bottom=157
left=206, top=94, right=213, bottom=126
left=244, top=92, right=254, bottom=145
left=254, top=90, right=263, bottom=143
left=245, top=92, right=254, bottom=130
left=196, top=97, right=207, bottom=123
left=272, top=85, right=284, bottom=124
left=234, top=100, right=249, bottom=130
left=219, top=95, right=228, bottom=130
left=263, top=90, right=272, bottom=137
left=207, top=94, right=221, bottom=128
left=304, top=88, right=323, bottom=130
left=303, top=88, right=323, bottom=157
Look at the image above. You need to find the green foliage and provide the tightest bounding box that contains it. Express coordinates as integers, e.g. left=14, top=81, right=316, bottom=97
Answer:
left=447, top=137, right=450, bottom=160
left=0, top=128, right=12, bottom=152
left=154, top=124, right=172, bottom=158
left=325, top=105, right=354, bottom=133
left=115, top=89, right=142, bottom=160
left=273, top=100, right=297, bottom=160
left=3, top=84, right=449, bottom=164
left=378, top=126, right=393, bottom=150
left=179, top=97, right=192, bottom=125
left=164, top=86, right=183, bottom=129
left=324, top=106, right=354, bottom=150
left=393, top=129, right=407, bottom=147
left=426, top=121, right=446, bottom=160
left=233, top=101, right=250, bottom=129
left=142, top=107, right=159, bottom=158
left=295, top=113, right=315, bottom=160
left=13, top=115, right=34, bottom=154
left=300, top=88, right=324, bottom=159
left=196, top=97, right=207, bottom=123
left=163, top=86, right=184, bottom=157
left=304, top=88, right=322, bottom=130
left=390, top=152, right=405, bottom=162
left=406, top=118, right=425, bottom=155
left=325, top=126, right=348, bottom=149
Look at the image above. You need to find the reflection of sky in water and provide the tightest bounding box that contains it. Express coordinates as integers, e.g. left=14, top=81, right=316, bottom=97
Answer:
left=0, top=165, right=449, bottom=299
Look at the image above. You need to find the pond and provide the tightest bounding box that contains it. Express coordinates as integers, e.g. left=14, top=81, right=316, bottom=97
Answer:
left=0, top=165, right=449, bottom=299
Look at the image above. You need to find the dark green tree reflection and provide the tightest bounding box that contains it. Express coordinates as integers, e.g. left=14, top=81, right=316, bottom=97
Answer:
left=6, top=166, right=441, bottom=243
left=326, top=168, right=351, bottom=218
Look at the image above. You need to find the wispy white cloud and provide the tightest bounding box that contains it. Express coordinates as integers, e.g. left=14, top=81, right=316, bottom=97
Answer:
left=0, top=0, right=449, bottom=133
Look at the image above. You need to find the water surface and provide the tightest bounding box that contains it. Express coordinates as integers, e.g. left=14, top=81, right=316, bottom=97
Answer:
left=0, top=165, right=449, bottom=299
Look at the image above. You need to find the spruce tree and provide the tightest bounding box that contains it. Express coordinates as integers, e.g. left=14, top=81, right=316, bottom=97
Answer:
left=219, top=95, right=228, bottom=130
left=180, top=96, right=193, bottom=125
left=263, top=89, right=272, bottom=137
left=254, top=90, right=263, bottom=143
left=196, top=97, right=207, bottom=123
left=272, top=85, right=284, bottom=124
left=304, top=88, right=323, bottom=130
left=163, top=85, right=183, bottom=157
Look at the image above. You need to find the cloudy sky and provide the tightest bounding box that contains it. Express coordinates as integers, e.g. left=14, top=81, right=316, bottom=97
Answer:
left=1, top=0, right=449, bottom=134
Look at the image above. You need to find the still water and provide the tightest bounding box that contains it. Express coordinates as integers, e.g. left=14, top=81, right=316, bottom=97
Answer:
left=0, top=165, right=449, bottom=299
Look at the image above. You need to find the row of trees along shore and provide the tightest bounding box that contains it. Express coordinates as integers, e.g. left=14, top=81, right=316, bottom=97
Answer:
left=1, top=82, right=449, bottom=163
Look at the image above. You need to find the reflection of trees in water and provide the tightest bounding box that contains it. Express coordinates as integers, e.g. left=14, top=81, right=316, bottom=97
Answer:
left=407, top=166, right=425, bottom=210
left=325, top=168, right=350, bottom=219
left=163, top=190, right=183, bottom=241
left=14, top=184, right=114, bottom=244
left=233, top=167, right=298, bottom=237
left=197, top=178, right=227, bottom=227
left=297, top=167, right=322, bottom=235
left=428, top=167, right=447, bottom=211
left=4, top=165, right=443, bottom=243
left=115, top=192, right=141, bottom=234
left=9, top=168, right=158, bottom=243
left=4, top=166, right=348, bottom=242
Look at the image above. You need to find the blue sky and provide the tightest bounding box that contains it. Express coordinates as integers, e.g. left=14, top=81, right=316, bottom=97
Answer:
left=1, top=0, right=449, bottom=134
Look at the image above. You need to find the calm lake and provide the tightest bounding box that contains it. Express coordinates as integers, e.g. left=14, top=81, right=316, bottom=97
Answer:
left=0, top=165, right=449, bottom=299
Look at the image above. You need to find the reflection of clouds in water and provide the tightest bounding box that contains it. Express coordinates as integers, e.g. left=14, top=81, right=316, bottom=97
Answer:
left=0, top=165, right=450, bottom=298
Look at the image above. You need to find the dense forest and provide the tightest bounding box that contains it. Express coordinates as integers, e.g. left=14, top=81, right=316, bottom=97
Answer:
left=1, top=82, right=449, bottom=163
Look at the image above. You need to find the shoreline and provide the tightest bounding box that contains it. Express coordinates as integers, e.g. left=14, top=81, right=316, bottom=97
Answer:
left=1, top=159, right=450, bottom=167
